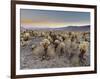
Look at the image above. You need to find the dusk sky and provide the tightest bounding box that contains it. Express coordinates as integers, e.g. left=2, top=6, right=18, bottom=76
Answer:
left=20, top=9, right=90, bottom=28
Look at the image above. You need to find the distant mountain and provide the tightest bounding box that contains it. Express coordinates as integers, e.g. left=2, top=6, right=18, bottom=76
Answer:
left=55, top=25, right=90, bottom=31
left=21, top=25, right=90, bottom=31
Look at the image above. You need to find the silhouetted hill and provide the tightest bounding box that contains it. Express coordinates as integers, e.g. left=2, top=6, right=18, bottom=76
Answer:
left=55, top=25, right=90, bottom=31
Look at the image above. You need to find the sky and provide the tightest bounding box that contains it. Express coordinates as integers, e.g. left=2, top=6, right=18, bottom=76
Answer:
left=20, top=9, right=90, bottom=28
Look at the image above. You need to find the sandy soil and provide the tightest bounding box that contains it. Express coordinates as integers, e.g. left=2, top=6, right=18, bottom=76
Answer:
left=20, top=37, right=90, bottom=70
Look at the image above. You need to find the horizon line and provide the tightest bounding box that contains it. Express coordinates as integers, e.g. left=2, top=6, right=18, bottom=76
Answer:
left=21, top=24, right=90, bottom=29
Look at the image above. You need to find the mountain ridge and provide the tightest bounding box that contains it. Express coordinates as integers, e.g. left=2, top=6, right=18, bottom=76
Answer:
left=21, top=25, right=90, bottom=31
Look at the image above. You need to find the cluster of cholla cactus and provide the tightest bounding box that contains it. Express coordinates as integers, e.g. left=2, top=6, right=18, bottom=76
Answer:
left=20, top=30, right=90, bottom=66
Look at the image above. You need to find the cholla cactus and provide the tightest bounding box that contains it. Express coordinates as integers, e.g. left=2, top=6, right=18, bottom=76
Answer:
left=20, top=40, right=29, bottom=47
left=31, top=44, right=36, bottom=50
left=39, top=39, right=51, bottom=60
left=20, top=41, right=26, bottom=47
left=71, top=41, right=78, bottom=51
left=32, top=39, right=50, bottom=57
left=47, top=36, right=53, bottom=43
left=79, top=41, right=89, bottom=53
left=64, top=39, right=72, bottom=56
left=56, top=36, right=63, bottom=42
left=56, top=42, right=66, bottom=56
left=54, top=39, right=60, bottom=52
left=47, top=44, right=56, bottom=59
left=23, top=32, right=30, bottom=41
left=20, top=37, right=24, bottom=42
left=78, top=41, right=89, bottom=65
left=62, top=34, right=68, bottom=41
left=70, top=33, right=76, bottom=42
left=41, top=32, right=45, bottom=37
left=40, top=39, right=50, bottom=49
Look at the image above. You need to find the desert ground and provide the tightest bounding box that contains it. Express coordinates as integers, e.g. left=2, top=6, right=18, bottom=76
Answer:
left=20, top=29, right=90, bottom=69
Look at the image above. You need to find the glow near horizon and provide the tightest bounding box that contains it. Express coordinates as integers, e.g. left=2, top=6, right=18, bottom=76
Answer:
left=20, top=9, right=90, bottom=28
